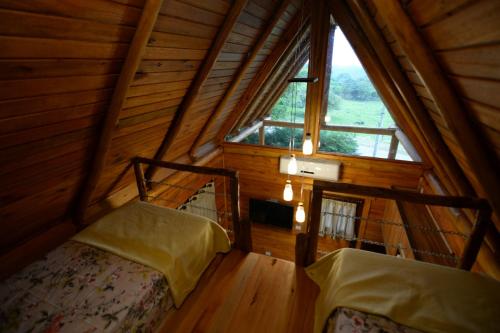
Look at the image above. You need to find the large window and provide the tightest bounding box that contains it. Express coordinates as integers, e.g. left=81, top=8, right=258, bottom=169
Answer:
left=234, top=25, right=417, bottom=162
left=319, top=27, right=412, bottom=161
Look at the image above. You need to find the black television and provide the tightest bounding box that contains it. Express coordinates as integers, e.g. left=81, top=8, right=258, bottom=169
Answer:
left=249, top=198, right=293, bottom=229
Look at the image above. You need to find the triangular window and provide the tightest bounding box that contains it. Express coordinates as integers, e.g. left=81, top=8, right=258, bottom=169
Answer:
left=319, top=27, right=416, bottom=161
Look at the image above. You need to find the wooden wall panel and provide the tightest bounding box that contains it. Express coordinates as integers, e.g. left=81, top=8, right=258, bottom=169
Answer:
left=88, top=0, right=234, bottom=204
left=0, top=0, right=144, bottom=254
left=223, top=143, right=424, bottom=242
left=190, top=1, right=298, bottom=146
left=368, top=0, right=500, bottom=221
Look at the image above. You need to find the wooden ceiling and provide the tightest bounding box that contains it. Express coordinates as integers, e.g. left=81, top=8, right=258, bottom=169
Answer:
left=0, top=0, right=499, bottom=262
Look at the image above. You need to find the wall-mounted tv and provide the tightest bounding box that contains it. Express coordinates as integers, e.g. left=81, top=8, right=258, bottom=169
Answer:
left=249, top=198, right=293, bottom=229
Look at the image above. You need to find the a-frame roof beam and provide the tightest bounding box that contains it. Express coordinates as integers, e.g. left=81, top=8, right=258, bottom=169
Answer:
left=327, top=0, right=430, bottom=169
left=251, top=40, right=310, bottom=124
left=346, top=0, right=474, bottom=199
left=374, top=0, right=500, bottom=218
left=144, top=0, right=248, bottom=180
left=189, top=0, right=293, bottom=159
left=238, top=24, right=311, bottom=130
left=74, top=0, right=164, bottom=224
left=217, top=7, right=310, bottom=140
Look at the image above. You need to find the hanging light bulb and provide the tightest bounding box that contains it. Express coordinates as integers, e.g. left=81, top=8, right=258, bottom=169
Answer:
left=283, top=180, right=293, bottom=201
left=303, top=132, right=313, bottom=155
left=287, top=154, right=298, bottom=175
left=296, top=202, right=305, bottom=223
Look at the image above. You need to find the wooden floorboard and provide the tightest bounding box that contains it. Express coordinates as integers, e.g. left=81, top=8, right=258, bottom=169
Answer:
left=158, top=250, right=319, bottom=333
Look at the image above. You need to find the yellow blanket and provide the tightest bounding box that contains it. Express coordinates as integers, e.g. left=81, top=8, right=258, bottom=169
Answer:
left=306, top=248, right=500, bottom=333
left=73, top=201, right=231, bottom=307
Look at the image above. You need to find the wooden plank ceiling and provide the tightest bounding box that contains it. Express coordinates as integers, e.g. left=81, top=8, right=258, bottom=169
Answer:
left=0, top=0, right=303, bottom=254
left=0, top=0, right=499, bottom=259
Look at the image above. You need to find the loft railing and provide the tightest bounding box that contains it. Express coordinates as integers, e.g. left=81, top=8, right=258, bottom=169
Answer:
left=295, top=180, right=492, bottom=272
left=132, top=156, right=252, bottom=252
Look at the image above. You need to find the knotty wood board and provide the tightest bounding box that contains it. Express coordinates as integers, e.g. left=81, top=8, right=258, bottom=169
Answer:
left=159, top=250, right=318, bottom=333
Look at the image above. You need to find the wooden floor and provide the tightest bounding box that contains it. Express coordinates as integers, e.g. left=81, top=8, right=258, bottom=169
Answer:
left=158, top=250, right=319, bottom=333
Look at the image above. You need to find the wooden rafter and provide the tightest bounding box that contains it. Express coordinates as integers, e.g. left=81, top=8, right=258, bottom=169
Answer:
left=217, top=7, right=309, bottom=140
left=251, top=41, right=310, bottom=123
left=228, top=121, right=263, bottom=142
left=74, top=0, right=164, bottom=224
left=303, top=0, right=330, bottom=155
left=144, top=0, right=248, bottom=180
left=189, top=0, right=293, bottom=159
left=326, top=0, right=431, bottom=168
left=241, top=25, right=311, bottom=129
left=345, top=0, right=473, bottom=199
left=373, top=0, right=500, bottom=218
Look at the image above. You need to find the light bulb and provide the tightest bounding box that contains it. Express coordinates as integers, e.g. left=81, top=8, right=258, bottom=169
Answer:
left=303, top=132, right=313, bottom=155
left=287, top=154, right=297, bottom=175
left=324, top=115, right=331, bottom=123
left=296, top=202, right=305, bottom=223
left=283, top=180, right=293, bottom=201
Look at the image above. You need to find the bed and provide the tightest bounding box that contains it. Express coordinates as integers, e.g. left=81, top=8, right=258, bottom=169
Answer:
left=0, top=201, right=231, bottom=332
left=306, top=248, right=500, bottom=333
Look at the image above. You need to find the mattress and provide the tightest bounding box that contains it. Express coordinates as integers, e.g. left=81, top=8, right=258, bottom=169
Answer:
left=0, top=241, right=173, bottom=333
left=324, top=307, right=424, bottom=333
left=306, top=248, right=500, bottom=333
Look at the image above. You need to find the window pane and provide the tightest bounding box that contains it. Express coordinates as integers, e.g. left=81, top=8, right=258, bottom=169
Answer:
left=241, top=130, right=259, bottom=145
left=319, top=130, right=393, bottom=158
left=269, top=62, right=309, bottom=123
left=264, top=126, right=304, bottom=149
left=325, top=28, right=395, bottom=129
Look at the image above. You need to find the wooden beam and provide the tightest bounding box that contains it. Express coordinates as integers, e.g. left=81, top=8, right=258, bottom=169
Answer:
left=239, top=26, right=311, bottom=129
left=250, top=42, right=310, bottom=125
left=373, top=0, right=500, bottom=217
left=74, top=0, right=164, bottom=224
left=322, top=124, right=396, bottom=135
left=133, top=159, right=148, bottom=201
left=346, top=0, right=474, bottom=199
left=134, top=156, right=237, bottom=178
left=395, top=129, right=421, bottom=162
left=329, top=0, right=471, bottom=201
left=313, top=180, right=489, bottom=209
left=303, top=0, right=331, bottom=155
left=217, top=9, right=309, bottom=140
left=229, top=121, right=263, bottom=142
left=189, top=0, right=293, bottom=158
left=144, top=0, right=248, bottom=180
left=388, top=134, right=399, bottom=159
left=459, top=206, right=492, bottom=270
left=304, top=187, right=323, bottom=265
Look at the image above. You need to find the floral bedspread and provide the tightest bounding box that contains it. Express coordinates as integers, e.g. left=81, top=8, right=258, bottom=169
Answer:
left=0, top=241, right=173, bottom=333
left=324, top=307, right=425, bottom=333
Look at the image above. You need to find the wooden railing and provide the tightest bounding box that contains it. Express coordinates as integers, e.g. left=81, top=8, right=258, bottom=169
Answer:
left=230, top=119, right=404, bottom=159
left=132, top=156, right=252, bottom=252
left=295, top=180, right=492, bottom=271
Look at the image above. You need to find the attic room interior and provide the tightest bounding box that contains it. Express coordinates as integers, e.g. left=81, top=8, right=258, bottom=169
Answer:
left=1, top=0, right=500, bottom=332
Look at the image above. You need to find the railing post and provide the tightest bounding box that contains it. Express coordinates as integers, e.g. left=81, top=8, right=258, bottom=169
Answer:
left=259, top=125, right=265, bottom=145
left=388, top=133, right=399, bottom=159
left=230, top=172, right=252, bottom=252
left=305, top=184, right=323, bottom=266
left=133, top=158, right=148, bottom=201
left=458, top=205, right=492, bottom=270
